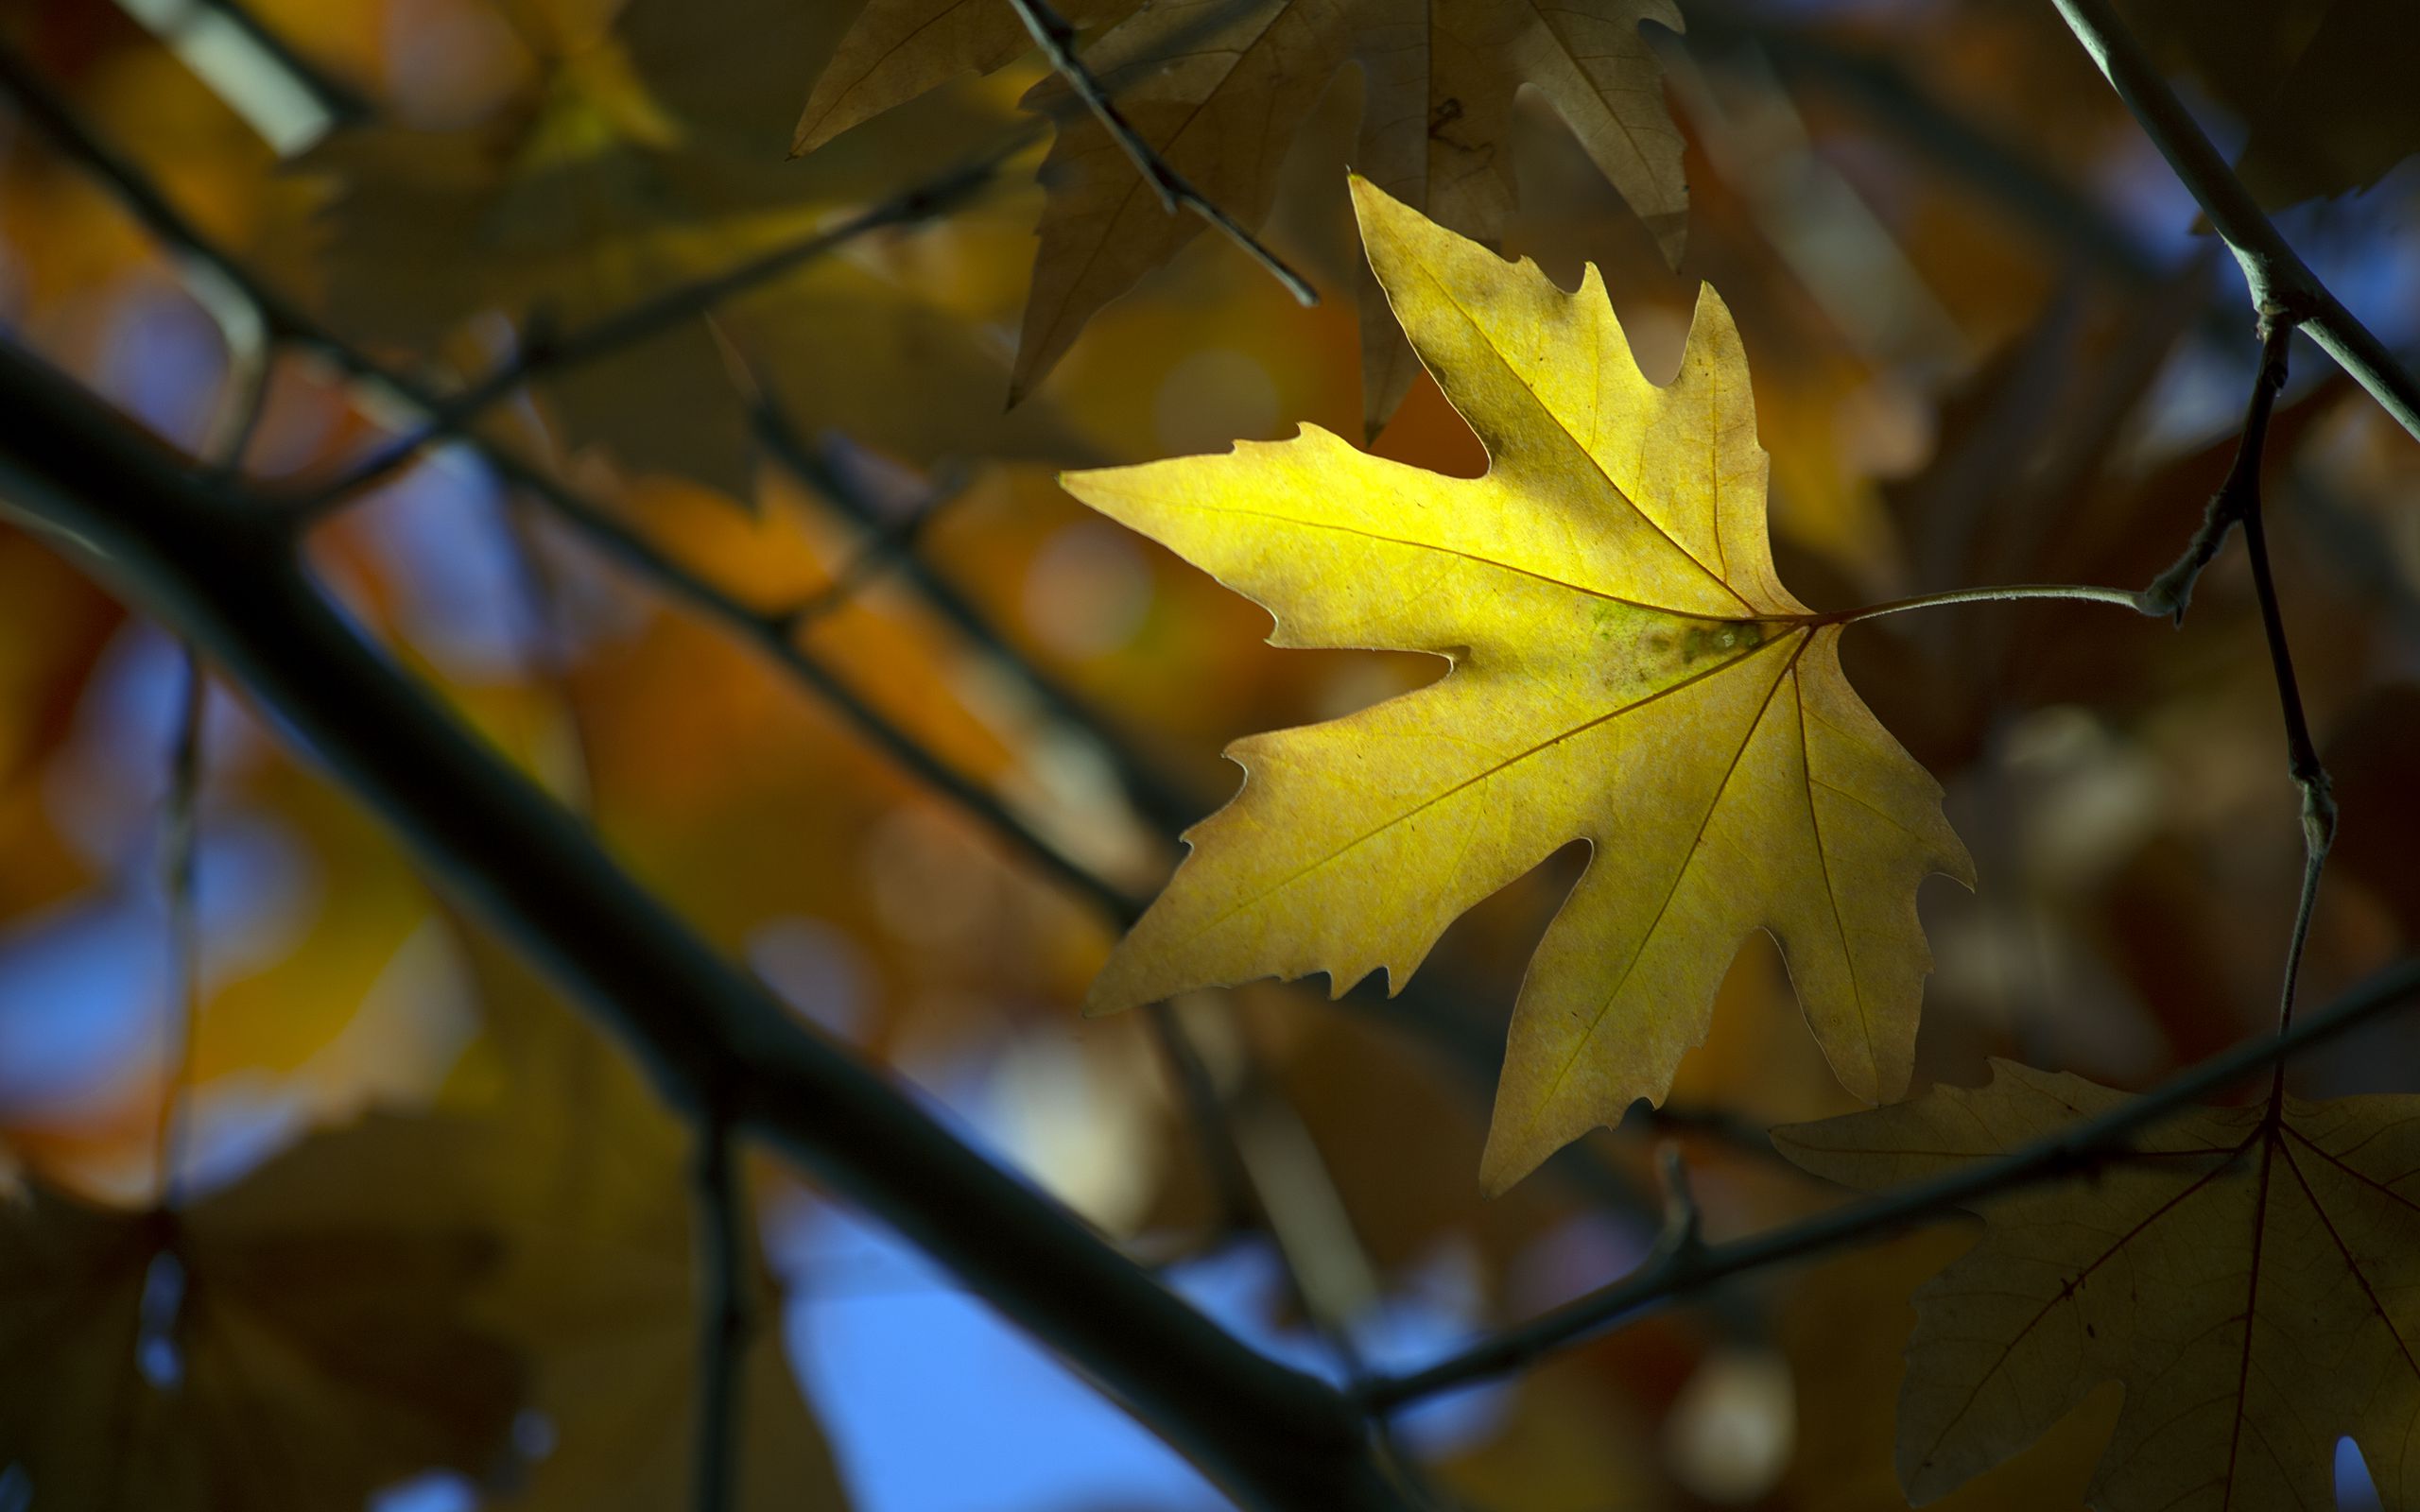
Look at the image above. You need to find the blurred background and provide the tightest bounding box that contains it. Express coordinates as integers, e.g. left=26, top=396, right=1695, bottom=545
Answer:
left=2, top=0, right=2418, bottom=1506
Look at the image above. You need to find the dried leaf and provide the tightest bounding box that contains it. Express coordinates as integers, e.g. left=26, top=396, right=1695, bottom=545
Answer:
left=797, top=0, right=1687, bottom=430
left=1776, top=1060, right=2420, bottom=1511
left=0, top=1116, right=524, bottom=1510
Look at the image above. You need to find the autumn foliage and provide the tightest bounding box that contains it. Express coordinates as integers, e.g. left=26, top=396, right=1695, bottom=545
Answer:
left=4, top=0, right=2420, bottom=1509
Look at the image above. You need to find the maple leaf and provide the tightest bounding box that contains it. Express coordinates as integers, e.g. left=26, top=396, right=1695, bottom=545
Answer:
left=1774, top=1060, right=2420, bottom=1512
left=0, top=1115, right=525, bottom=1510
left=794, top=0, right=1688, bottom=431
left=1063, top=178, right=1971, bottom=1193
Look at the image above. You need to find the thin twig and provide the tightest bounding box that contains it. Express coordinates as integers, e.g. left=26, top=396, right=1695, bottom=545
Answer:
left=2048, top=0, right=2420, bottom=444
left=691, top=1090, right=750, bottom=1512
left=747, top=389, right=1208, bottom=840
left=152, top=643, right=207, bottom=1209
left=285, top=140, right=1032, bottom=516
left=1137, top=1004, right=1267, bottom=1241
left=1007, top=0, right=1316, bottom=308
left=772, top=474, right=960, bottom=634
left=1358, top=951, right=2420, bottom=1411
left=190, top=0, right=370, bottom=126
left=199, top=347, right=275, bottom=485
left=2140, top=323, right=2291, bottom=622
left=2137, top=315, right=2333, bottom=1088
left=277, top=0, right=1293, bottom=516
left=2225, top=322, right=2337, bottom=1087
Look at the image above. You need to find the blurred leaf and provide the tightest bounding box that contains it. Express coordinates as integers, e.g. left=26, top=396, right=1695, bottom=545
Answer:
left=0, top=1115, right=526, bottom=1510
left=793, top=0, right=1132, bottom=155
left=1433, top=1357, right=1667, bottom=1509
left=302, top=7, right=1074, bottom=498
left=2327, top=683, right=2420, bottom=941
left=1779, top=1231, right=2105, bottom=1512
left=797, top=0, right=1688, bottom=430
left=1777, top=1060, right=2420, bottom=1511
left=1067, top=180, right=1970, bottom=1193
left=442, top=931, right=851, bottom=1512
left=2126, top=0, right=2420, bottom=208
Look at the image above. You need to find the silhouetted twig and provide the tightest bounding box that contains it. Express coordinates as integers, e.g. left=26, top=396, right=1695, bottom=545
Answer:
left=1007, top=0, right=1316, bottom=308
left=691, top=1096, right=750, bottom=1512
left=1359, top=953, right=2420, bottom=1410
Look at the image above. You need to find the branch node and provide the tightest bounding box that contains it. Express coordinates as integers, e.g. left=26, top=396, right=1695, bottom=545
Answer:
left=1650, top=1143, right=1704, bottom=1267
left=2299, top=767, right=2338, bottom=860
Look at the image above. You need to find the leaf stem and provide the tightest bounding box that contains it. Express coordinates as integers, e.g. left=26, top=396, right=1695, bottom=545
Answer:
left=1797, top=581, right=2151, bottom=627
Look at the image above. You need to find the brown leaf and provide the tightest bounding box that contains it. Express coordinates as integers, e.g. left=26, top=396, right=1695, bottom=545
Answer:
left=1776, top=1061, right=2420, bottom=1511
left=0, top=1116, right=525, bottom=1511
left=800, top=0, right=1688, bottom=430
left=303, top=19, right=1072, bottom=499
left=443, top=931, right=851, bottom=1512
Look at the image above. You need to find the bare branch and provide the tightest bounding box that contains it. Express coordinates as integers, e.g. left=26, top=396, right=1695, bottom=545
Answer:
left=691, top=1099, right=749, bottom=1512
left=0, top=335, right=1411, bottom=1512
left=746, top=389, right=1211, bottom=841
left=1358, top=952, right=2420, bottom=1411
left=2221, top=322, right=2337, bottom=1063
left=2047, top=0, right=2420, bottom=445
left=152, top=643, right=207, bottom=1209
left=2139, top=316, right=2335, bottom=1080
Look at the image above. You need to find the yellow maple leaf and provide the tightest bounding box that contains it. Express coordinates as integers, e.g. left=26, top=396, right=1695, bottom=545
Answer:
left=795, top=0, right=1686, bottom=430
left=1063, top=177, right=1971, bottom=1192
left=1774, top=1060, right=2420, bottom=1512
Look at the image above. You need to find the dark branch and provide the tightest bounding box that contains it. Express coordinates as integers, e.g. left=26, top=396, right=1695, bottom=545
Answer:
left=2222, top=323, right=2337, bottom=1064
left=0, top=335, right=1409, bottom=1512
left=152, top=642, right=207, bottom=1209
left=691, top=1099, right=748, bottom=1512
left=2138, top=316, right=2336, bottom=1074
left=1359, top=951, right=2420, bottom=1411
left=746, top=388, right=1211, bottom=841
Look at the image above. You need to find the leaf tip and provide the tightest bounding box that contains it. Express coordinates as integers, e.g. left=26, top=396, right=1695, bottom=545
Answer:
left=1080, top=969, right=1143, bottom=1019
left=1476, top=1129, right=1547, bottom=1198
